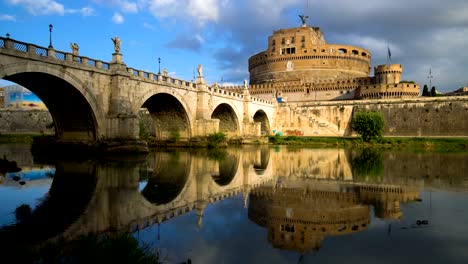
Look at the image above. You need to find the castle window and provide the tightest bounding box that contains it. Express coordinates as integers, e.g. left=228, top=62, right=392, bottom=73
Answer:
left=281, top=38, right=285, bottom=45
left=338, top=48, right=347, bottom=54
left=352, top=50, right=359, bottom=55
left=291, top=37, right=295, bottom=43
left=272, top=39, right=276, bottom=46
left=301, top=36, right=305, bottom=42
left=362, top=52, right=367, bottom=56
left=282, top=47, right=296, bottom=54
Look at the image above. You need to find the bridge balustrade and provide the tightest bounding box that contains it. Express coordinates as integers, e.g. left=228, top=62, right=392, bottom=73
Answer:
left=0, top=37, right=110, bottom=71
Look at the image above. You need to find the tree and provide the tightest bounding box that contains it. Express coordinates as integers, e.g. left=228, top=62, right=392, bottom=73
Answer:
left=352, top=111, right=385, bottom=142
left=422, top=85, right=430, bottom=96
left=430, top=86, right=437, bottom=97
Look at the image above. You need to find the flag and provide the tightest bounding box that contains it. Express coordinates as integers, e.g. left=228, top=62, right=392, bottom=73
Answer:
left=387, top=46, right=392, bottom=61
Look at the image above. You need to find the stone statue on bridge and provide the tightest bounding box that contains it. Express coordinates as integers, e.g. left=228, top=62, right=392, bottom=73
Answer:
left=197, top=64, right=203, bottom=77
left=70, top=42, right=79, bottom=55
left=111, top=36, right=121, bottom=53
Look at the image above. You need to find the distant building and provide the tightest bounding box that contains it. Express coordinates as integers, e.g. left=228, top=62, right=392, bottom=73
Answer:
left=223, top=19, right=420, bottom=102
left=445, top=87, right=468, bottom=96
left=0, top=85, right=47, bottom=109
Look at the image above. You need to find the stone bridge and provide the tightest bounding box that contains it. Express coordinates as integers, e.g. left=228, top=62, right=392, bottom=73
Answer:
left=0, top=37, right=275, bottom=148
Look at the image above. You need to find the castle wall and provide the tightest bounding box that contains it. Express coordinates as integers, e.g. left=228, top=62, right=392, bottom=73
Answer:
left=272, top=97, right=468, bottom=137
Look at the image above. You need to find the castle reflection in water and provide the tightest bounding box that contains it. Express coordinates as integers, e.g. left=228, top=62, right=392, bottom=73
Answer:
left=2, top=145, right=467, bottom=256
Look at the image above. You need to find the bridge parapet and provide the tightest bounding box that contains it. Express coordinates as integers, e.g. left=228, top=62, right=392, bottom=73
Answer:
left=126, top=67, right=198, bottom=89
left=209, top=86, right=245, bottom=100
left=0, top=37, right=110, bottom=71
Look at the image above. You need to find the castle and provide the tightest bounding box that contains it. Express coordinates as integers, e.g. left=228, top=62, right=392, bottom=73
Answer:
left=223, top=17, right=420, bottom=102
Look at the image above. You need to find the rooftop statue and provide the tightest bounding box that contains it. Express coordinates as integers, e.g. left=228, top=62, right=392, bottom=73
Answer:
left=299, top=14, right=309, bottom=26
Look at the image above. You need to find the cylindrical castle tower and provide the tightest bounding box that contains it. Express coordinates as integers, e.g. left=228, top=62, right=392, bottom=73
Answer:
left=248, top=25, right=372, bottom=84
left=374, top=64, right=402, bottom=84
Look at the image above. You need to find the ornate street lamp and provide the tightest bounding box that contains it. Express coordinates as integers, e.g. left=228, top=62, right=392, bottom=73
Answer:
left=158, top=57, right=161, bottom=74
left=48, top=24, right=53, bottom=49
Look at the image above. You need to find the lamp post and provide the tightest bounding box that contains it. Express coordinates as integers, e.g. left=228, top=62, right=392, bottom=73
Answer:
left=48, top=24, right=53, bottom=49
left=158, top=57, right=161, bottom=74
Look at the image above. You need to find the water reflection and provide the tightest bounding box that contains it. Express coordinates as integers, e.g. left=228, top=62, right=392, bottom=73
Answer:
left=0, top=144, right=467, bottom=263
left=248, top=175, right=422, bottom=254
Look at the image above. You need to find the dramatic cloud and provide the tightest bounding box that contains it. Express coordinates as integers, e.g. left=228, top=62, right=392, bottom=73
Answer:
left=141, top=0, right=224, bottom=26
left=112, top=12, right=124, bottom=24
left=166, top=33, right=205, bottom=51
left=0, top=14, right=16, bottom=21
left=180, top=0, right=468, bottom=91
left=7, top=0, right=65, bottom=15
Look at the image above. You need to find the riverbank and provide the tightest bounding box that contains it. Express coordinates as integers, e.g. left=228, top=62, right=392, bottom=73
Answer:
left=268, top=135, right=468, bottom=152
left=1, top=134, right=468, bottom=152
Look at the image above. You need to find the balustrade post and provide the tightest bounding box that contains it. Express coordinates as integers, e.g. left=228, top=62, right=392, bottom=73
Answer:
left=47, top=48, right=55, bottom=59
left=27, top=44, right=36, bottom=55
left=65, top=53, right=73, bottom=62
left=5, top=38, right=14, bottom=49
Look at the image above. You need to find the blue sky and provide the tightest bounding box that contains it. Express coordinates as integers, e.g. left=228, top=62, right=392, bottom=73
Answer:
left=1, top=0, right=467, bottom=92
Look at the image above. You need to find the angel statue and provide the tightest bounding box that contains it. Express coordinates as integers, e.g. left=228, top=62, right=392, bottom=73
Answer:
left=299, top=14, right=309, bottom=26
left=70, top=42, right=79, bottom=55
left=111, top=36, right=121, bottom=53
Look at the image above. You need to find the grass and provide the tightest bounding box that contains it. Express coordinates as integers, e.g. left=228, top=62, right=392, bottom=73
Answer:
left=268, top=135, right=468, bottom=152
left=0, top=133, right=41, bottom=143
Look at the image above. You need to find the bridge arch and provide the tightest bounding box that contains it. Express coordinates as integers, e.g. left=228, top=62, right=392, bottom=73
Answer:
left=211, top=103, right=240, bottom=136
left=141, top=93, right=192, bottom=140
left=253, top=110, right=271, bottom=135
left=0, top=62, right=102, bottom=142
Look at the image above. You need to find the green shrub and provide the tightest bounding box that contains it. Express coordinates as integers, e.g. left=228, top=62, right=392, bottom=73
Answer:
left=207, top=132, right=227, bottom=148
left=352, top=111, right=385, bottom=142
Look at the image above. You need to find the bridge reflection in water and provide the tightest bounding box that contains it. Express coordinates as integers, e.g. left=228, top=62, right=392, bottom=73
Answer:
left=0, top=146, right=433, bottom=258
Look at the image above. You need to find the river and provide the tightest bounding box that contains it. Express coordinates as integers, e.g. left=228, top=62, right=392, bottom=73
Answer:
left=1, top=144, right=467, bottom=263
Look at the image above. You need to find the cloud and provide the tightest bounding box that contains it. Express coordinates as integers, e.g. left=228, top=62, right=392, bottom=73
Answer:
left=143, top=22, right=154, bottom=30
left=141, top=0, right=224, bottom=26
left=0, top=14, right=16, bottom=21
left=121, top=1, right=138, bottom=13
left=166, top=33, right=205, bottom=51
left=7, top=0, right=65, bottom=15
left=67, top=7, right=96, bottom=16
left=112, top=12, right=124, bottom=24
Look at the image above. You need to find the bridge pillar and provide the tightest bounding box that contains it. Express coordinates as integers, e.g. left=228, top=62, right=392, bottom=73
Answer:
left=107, top=70, right=139, bottom=139
left=242, top=87, right=261, bottom=137
left=194, top=79, right=219, bottom=136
